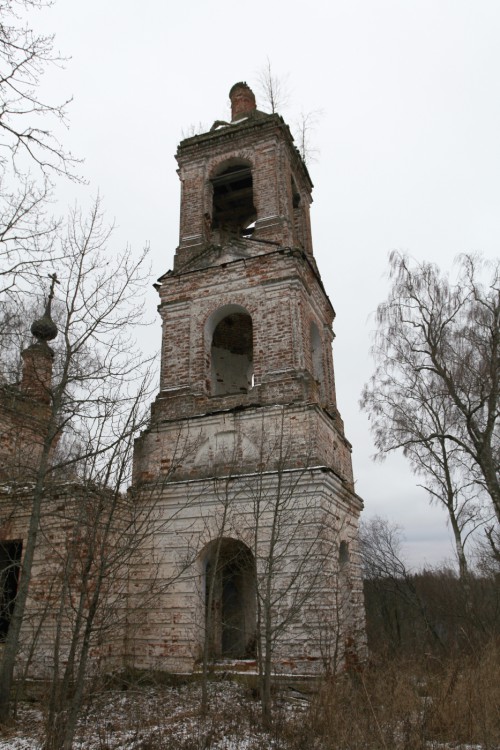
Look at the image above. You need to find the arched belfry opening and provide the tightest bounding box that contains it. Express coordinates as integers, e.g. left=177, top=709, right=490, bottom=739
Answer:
left=211, top=162, right=256, bottom=236
left=202, top=538, right=256, bottom=659
left=208, top=305, right=253, bottom=396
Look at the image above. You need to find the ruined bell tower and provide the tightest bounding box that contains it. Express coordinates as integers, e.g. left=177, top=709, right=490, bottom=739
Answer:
left=131, top=83, right=365, bottom=673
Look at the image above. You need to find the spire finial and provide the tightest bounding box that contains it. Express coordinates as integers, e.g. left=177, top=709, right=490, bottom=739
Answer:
left=48, top=272, right=58, bottom=302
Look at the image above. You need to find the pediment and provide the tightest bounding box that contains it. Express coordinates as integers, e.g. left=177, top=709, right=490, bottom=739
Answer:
left=179, top=238, right=268, bottom=273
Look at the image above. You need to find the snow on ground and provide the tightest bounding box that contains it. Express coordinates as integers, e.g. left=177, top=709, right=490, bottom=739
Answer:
left=0, top=680, right=299, bottom=749
left=0, top=680, right=491, bottom=750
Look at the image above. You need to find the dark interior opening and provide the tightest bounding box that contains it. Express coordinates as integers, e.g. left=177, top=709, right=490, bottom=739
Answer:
left=0, top=540, right=22, bottom=640
left=292, top=177, right=301, bottom=209
left=212, top=165, right=256, bottom=234
left=211, top=312, right=253, bottom=395
left=205, top=539, right=256, bottom=659
left=292, top=176, right=305, bottom=248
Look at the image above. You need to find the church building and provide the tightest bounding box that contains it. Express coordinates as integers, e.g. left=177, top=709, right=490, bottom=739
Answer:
left=0, top=83, right=365, bottom=678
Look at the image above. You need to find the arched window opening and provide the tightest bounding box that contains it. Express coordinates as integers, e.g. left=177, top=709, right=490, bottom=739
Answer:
left=211, top=312, right=253, bottom=396
left=310, top=322, right=325, bottom=398
left=211, top=164, right=256, bottom=235
left=203, top=539, right=256, bottom=659
left=339, top=540, right=350, bottom=570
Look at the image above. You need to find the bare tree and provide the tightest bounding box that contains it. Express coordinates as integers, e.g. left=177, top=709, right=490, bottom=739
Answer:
left=360, top=517, right=409, bottom=583
left=409, top=425, right=487, bottom=581
left=0, top=197, right=151, bottom=721
left=256, top=59, right=322, bottom=166
left=364, top=362, right=485, bottom=580
left=361, top=253, right=500, bottom=559
left=240, top=411, right=345, bottom=725
left=199, top=470, right=240, bottom=715
left=360, top=517, right=445, bottom=652
left=256, top=58, right=290, bottom=114
left=294, top=109, right=323, bottom=165
left=183, top=410, right=357, bottom=727
left=180, top=122, right=207, bottom=140
left=0, top=0, right=78, bottom=177
left=0, top=178, right=61, bottom=297
left=0, top=0, right=81, bottom=298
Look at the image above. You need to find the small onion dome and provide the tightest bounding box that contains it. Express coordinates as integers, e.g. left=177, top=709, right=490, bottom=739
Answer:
left=30, top=311, right=58, bottom=342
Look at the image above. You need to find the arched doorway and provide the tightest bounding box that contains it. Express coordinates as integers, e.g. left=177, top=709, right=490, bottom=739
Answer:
left=202, top=538, right=256, bottom=659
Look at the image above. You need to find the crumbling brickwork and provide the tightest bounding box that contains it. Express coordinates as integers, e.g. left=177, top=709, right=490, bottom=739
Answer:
left=175, top=84, right=314, bottom=268
left=0, top=484, right=127, bottom=679
left=131, top=83, right=366, bottom=673
left=0, top=338, right=56, bottom=481
left=0, top=83, right=366, bottom=681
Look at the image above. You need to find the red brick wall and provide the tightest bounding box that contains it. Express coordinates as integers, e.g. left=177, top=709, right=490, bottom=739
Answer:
left=175, top=114, right=313, bottom=266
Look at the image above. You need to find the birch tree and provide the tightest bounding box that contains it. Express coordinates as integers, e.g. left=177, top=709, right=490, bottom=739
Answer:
left=361, top=253, right=500, bottom=564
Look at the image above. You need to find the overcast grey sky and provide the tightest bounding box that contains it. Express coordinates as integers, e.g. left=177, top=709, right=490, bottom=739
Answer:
left=34, top=0, right=500, bottom=568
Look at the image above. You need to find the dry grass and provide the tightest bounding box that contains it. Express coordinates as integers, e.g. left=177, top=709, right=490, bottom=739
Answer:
left=283, top=639, right=500, bottom=750
left=423, top=640, right=500, bottom=748
left=1, top=641, right=499, bottom=749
